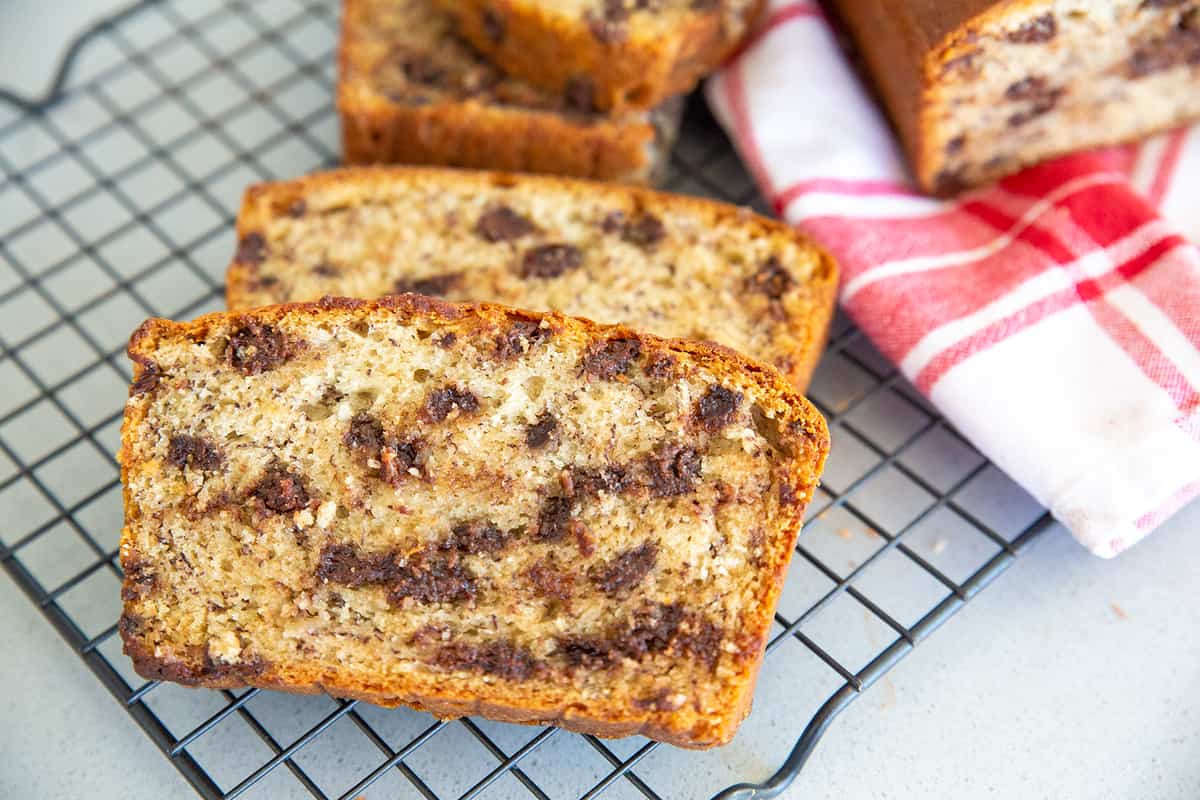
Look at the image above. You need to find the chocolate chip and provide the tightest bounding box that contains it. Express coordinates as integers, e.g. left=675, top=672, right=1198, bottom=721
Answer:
left=121, top=558, right=158, bottom=601
left=1005, top=76, right=1047, bottom=100
left=380, top=439, right=422, bottom=487
left=167, top=435, right=223, bottom=472
left=593, top=542, right=658, bottom=597
left=1127, top=19, right=1200, bottom=78
left=569, top=465, right=631, bottom=497
left=1006, top=13, right=1056, bottom=43
left=564, top=75, right=596, bottom=113
left=495, top=319, right=549, bottom=360
left=235, top=232, right=267, bottom=264
left=691, top=0, right=721, bottom=9
left=580, top=336, right=641, bottom=380
left=645, top=443, right=701, bottom=497
left=746, top=256, right=793, bottom=300
left=535, top=496, right=573, bottom=542
left=286, top=199, right=307, bottom=218
left=779, top=481, right=799, bottom=506
left=312, top=262, right=339, bottom=277
left=316, top=543, right=476, bottom=605
left=602, top=210, right=665, bottom=248
left=933, top=168, right=970, bottom=196
left=402, top=54, right=447, bottom=86
left=644, top=354, right=676, bottom=380
left=600, top=212, right=625, bottom=235
left=393, top=271, right=463, bottom=297
left=227, top=321, right=296, bottom=374
left=482, top=7, right=506, bottom=42
left=443, top=520, right=508, bottom=556
left=623, top=213, right=665, bottom=248
left=475, top=205, right=536, bottom=242
left=390, top=550, right=476, bottom=605
left=425, top=385, right=479, bottom=422
left=251, top=465, right=310, bottom=513
left=316, top=543, right=393, bottom=586
left=432, top=641, right=540, bottom=681
left=696, top=385, right=742, bottom=432
left=525, top=556, right=575, bottom=600
left=557, top=602, right=723, bottom=670
left=946, top=135, right=966, bottom=155
left=525, top=413, right=558, bottom=448
left=1005, top=78, right=1065, bottom=127
left=345, top=412, right=385, bottom=452
left=437, top=331, right=457, bottom=349
left=634, top=688, right=685, bottom=711
left=520, top=244, right=583, bottom=278
left=130, top=361, right=161, bottom=396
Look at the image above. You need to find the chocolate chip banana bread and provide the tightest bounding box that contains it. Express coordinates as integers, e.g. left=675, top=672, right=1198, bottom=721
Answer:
left=118, top=295, right=830, bottom=748
left=226, top=167, right=837, bottom=393
left=828, top=0, right=1200, bottom=194
left=435, top=0, right=766, bottom=112
left=340, top=0, right=684, bottom=184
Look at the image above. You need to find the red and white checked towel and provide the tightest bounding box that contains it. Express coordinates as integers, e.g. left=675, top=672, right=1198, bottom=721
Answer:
left=707, top=0, right=1200, bottom=557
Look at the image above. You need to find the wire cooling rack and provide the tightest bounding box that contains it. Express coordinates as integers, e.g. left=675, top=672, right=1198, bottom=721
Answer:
left=0, top=1, right=1053, bottom=798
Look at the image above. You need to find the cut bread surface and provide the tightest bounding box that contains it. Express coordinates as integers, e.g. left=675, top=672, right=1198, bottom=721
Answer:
left=339, top=0, right=682, bottom=183
left=227, top=167, right=838, bottom=393
left=119, top=296, right=830, bottom=747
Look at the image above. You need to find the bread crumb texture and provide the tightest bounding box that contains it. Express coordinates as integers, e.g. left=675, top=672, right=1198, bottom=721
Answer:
left=228, top=167, right=837, bottom=393
left=119, top=296, right=829, bottom=747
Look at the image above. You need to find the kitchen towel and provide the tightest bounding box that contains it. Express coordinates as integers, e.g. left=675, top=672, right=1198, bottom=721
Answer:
left=706, top=0, right=1200, bottom=557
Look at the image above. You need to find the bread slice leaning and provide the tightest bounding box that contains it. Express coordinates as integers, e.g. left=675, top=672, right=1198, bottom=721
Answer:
left=339, top=0, right=683, bottom=183
left=435, top=0, right=767, bottom=112
left=226, top=166, right=838, bottom=393
left=118, top=295, right=830, bottom=748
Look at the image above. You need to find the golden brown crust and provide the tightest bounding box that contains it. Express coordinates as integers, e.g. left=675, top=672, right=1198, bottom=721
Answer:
left=225, top=165, right=839, bottom=393
left=438, top=0, right=767, bottom=112
left=338, top=0, right=682, bottom=182
left=120, top=294, right=829, bottom=748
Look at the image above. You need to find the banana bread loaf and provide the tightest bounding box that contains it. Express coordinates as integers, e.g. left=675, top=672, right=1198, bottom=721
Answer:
left=340, top=0, right=684, bottom=183
left=828, top=0, right=1200, bottom=194
left=118, top=295, right=830, bottom=748
left=226, top=167, right=837, bottom=393
left=435, top=0, right=766, bottom=112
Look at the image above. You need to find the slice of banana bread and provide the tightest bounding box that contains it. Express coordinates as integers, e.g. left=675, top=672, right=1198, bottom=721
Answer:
left=226, top=167, right=838, bottom=393
left=340, top=0, right=684, bottom=184
left=119, top=295, right=830, bottom=748
left=435, top=0, right=766, bottom=112
left=829, top=0, right=1200, bottom=194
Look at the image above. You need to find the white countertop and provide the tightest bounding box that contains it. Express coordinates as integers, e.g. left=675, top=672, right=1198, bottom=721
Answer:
left=2, top=3, right=1198, bottom=798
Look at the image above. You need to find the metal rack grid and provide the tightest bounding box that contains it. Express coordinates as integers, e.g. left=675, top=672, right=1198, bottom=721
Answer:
left=0, top=1, right=1051, bottom=798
